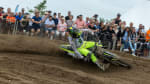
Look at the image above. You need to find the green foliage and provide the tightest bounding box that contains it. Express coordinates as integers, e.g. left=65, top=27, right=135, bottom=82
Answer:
left=28, top=9, right=34, bottom=13
left=28, top=0, right=47, bottom=16
left=99, top=17, right=112, bottom=23
left=100, top=17, right=105, bottom=23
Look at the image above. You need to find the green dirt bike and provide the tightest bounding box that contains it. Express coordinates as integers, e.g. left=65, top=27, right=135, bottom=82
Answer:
left=60, top=41, right=131, bottom=71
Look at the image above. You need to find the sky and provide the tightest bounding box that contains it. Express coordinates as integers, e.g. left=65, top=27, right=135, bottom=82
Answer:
left=0, top=0, right=149, bottom=30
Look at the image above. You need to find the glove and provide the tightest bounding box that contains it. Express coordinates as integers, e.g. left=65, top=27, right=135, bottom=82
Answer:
left=75, top=53, right=83, bottom=59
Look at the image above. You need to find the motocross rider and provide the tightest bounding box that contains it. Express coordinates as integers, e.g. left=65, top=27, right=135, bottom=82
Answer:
left=68, top=27, right=109, bottom=71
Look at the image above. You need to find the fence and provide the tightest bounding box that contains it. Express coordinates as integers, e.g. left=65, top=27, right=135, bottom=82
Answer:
left=0, top=18, right=18, bottom=35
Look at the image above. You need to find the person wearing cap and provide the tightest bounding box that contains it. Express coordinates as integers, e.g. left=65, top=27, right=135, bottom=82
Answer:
left=45, top=16, right=55, bottom=40
left=93, top=14, right=98, bottom=22
left=40, top=11, right=49, bottom=36
left=65, top=11, right=71, bottom=21
left=73, top=15, right=86, bottom=29
left=52, top=13, right=59, bottom=38
left=47, top=11, right=52, bottom=16
left=52, top=13, right=59, bottom=30
left=42, top=12, right=49, bottom=22
left=57, top=17, right=67, bottom=40
left=115, top=13, right=122, bottom=25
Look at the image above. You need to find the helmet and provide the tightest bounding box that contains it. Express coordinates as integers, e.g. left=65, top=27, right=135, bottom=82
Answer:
left=68, top=27, right=82, bottom=38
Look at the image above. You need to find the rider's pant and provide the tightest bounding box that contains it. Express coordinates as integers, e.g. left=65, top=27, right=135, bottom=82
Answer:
left=77, top=48, right=97, bottom=63
left=77, top=41, right=98, bottom=63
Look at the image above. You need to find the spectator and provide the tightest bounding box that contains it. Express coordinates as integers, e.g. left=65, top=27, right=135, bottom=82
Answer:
left=122, top=21, right=126, bottom=26
left=58, top=13, right=61, bottom=21
left=85, top=17, right=90, bottom=25
left=45, top=16, right=55, bottom=40
left=6, top=12, right=16, bottom=33
left=53, top=13, right=59, bottom=30
left=47, top=11, right=52, bottom=16
left=28, top=14, right=33, bottom=35
left=41, top=12, right=49, bottom=36
left=6, top=8, right=11, bottom=16
left=131, top=28, right=137, bottom=42
left=137, top=24, right=143, bottom=33
left=115, top=13, right=121, bottom=25
left=31, top=12, right=41, bottom=36
left=99, top=21, right=105, bottom=30
left=0, top=7, right=3, bottom=22
left=95, top=20, right=100, bottom=30
left=65, top=11, right=71, bottom=21
left=117, top=22, right=125, bottom=43
left=93, top=14, right=98, bottom=22
left=130, top=28, right=137, bottom=56
left=88, top=21, right=98, bottom=33
left=57, top=17, right=67, bottom=40
left=20, top=13, right=30, bottom=35
left=3, top=8, right=11, bottom=19
left=21, top=8, right=25, bottom=16
left=113, top=24, right=118, bottom=34
left=137, top=32, right=147, bottom=56
left=146, top=28, right=150, bottom=56
left=15, top=12, right=23, bottom=21
left=66, top=15, right=74, bottom=28
left=141, top=25, right=146, bottom=33
left=122, top=27, right=131, bottom=51
left=99, top=25, right=110, bottom=48
left=129, top=22, right=134, bottom=30
left=0, top=7, right=4, bottom=13
left=108, top=25, right=116, bottom=50
left=0, top=7, right=3, bottom=32
left=86, top=20, right=98, bottom=41
left=6, top=12, right=16, bottom=23
left=146, top=28, right=150, bottom=42
left=52, top=13, right=59, bottom=38
left=0, top=7, right=5, bottom=33
left=74, top=15, right=86, bottom=29
left=111, top=19, right=116, bottom=25
left=15, top=12, right=23, bottom=32
left=42, top=12, right=49, bottom=22
left=113, top=24, right=119, bottom=50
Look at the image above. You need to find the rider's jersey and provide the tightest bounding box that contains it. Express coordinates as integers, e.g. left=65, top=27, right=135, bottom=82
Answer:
left=68, top=36, right=84, bottom=58
left=73, top=37, right=84, bottom=48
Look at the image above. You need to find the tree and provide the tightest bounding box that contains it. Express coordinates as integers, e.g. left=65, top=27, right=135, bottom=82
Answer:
left=100, top=17, right=105, bottom=23
left=28, top=0, right=47, bottom=16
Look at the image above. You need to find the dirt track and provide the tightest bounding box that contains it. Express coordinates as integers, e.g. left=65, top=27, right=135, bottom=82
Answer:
left=0, top=35, right=149, bottom=84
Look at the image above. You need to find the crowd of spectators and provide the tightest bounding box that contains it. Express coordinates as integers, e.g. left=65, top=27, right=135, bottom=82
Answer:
left=0, top=7, right=150, bottom=57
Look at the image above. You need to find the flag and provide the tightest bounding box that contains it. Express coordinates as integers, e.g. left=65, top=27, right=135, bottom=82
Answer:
left=15, top=4, right=19, bottom=14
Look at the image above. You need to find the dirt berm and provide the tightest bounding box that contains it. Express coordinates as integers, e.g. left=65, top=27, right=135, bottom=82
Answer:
left=0, top=34, right=149, bottom=84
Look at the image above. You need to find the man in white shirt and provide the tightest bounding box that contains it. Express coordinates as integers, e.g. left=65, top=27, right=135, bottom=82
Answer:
left=45, top=16, right=55, bottom=40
